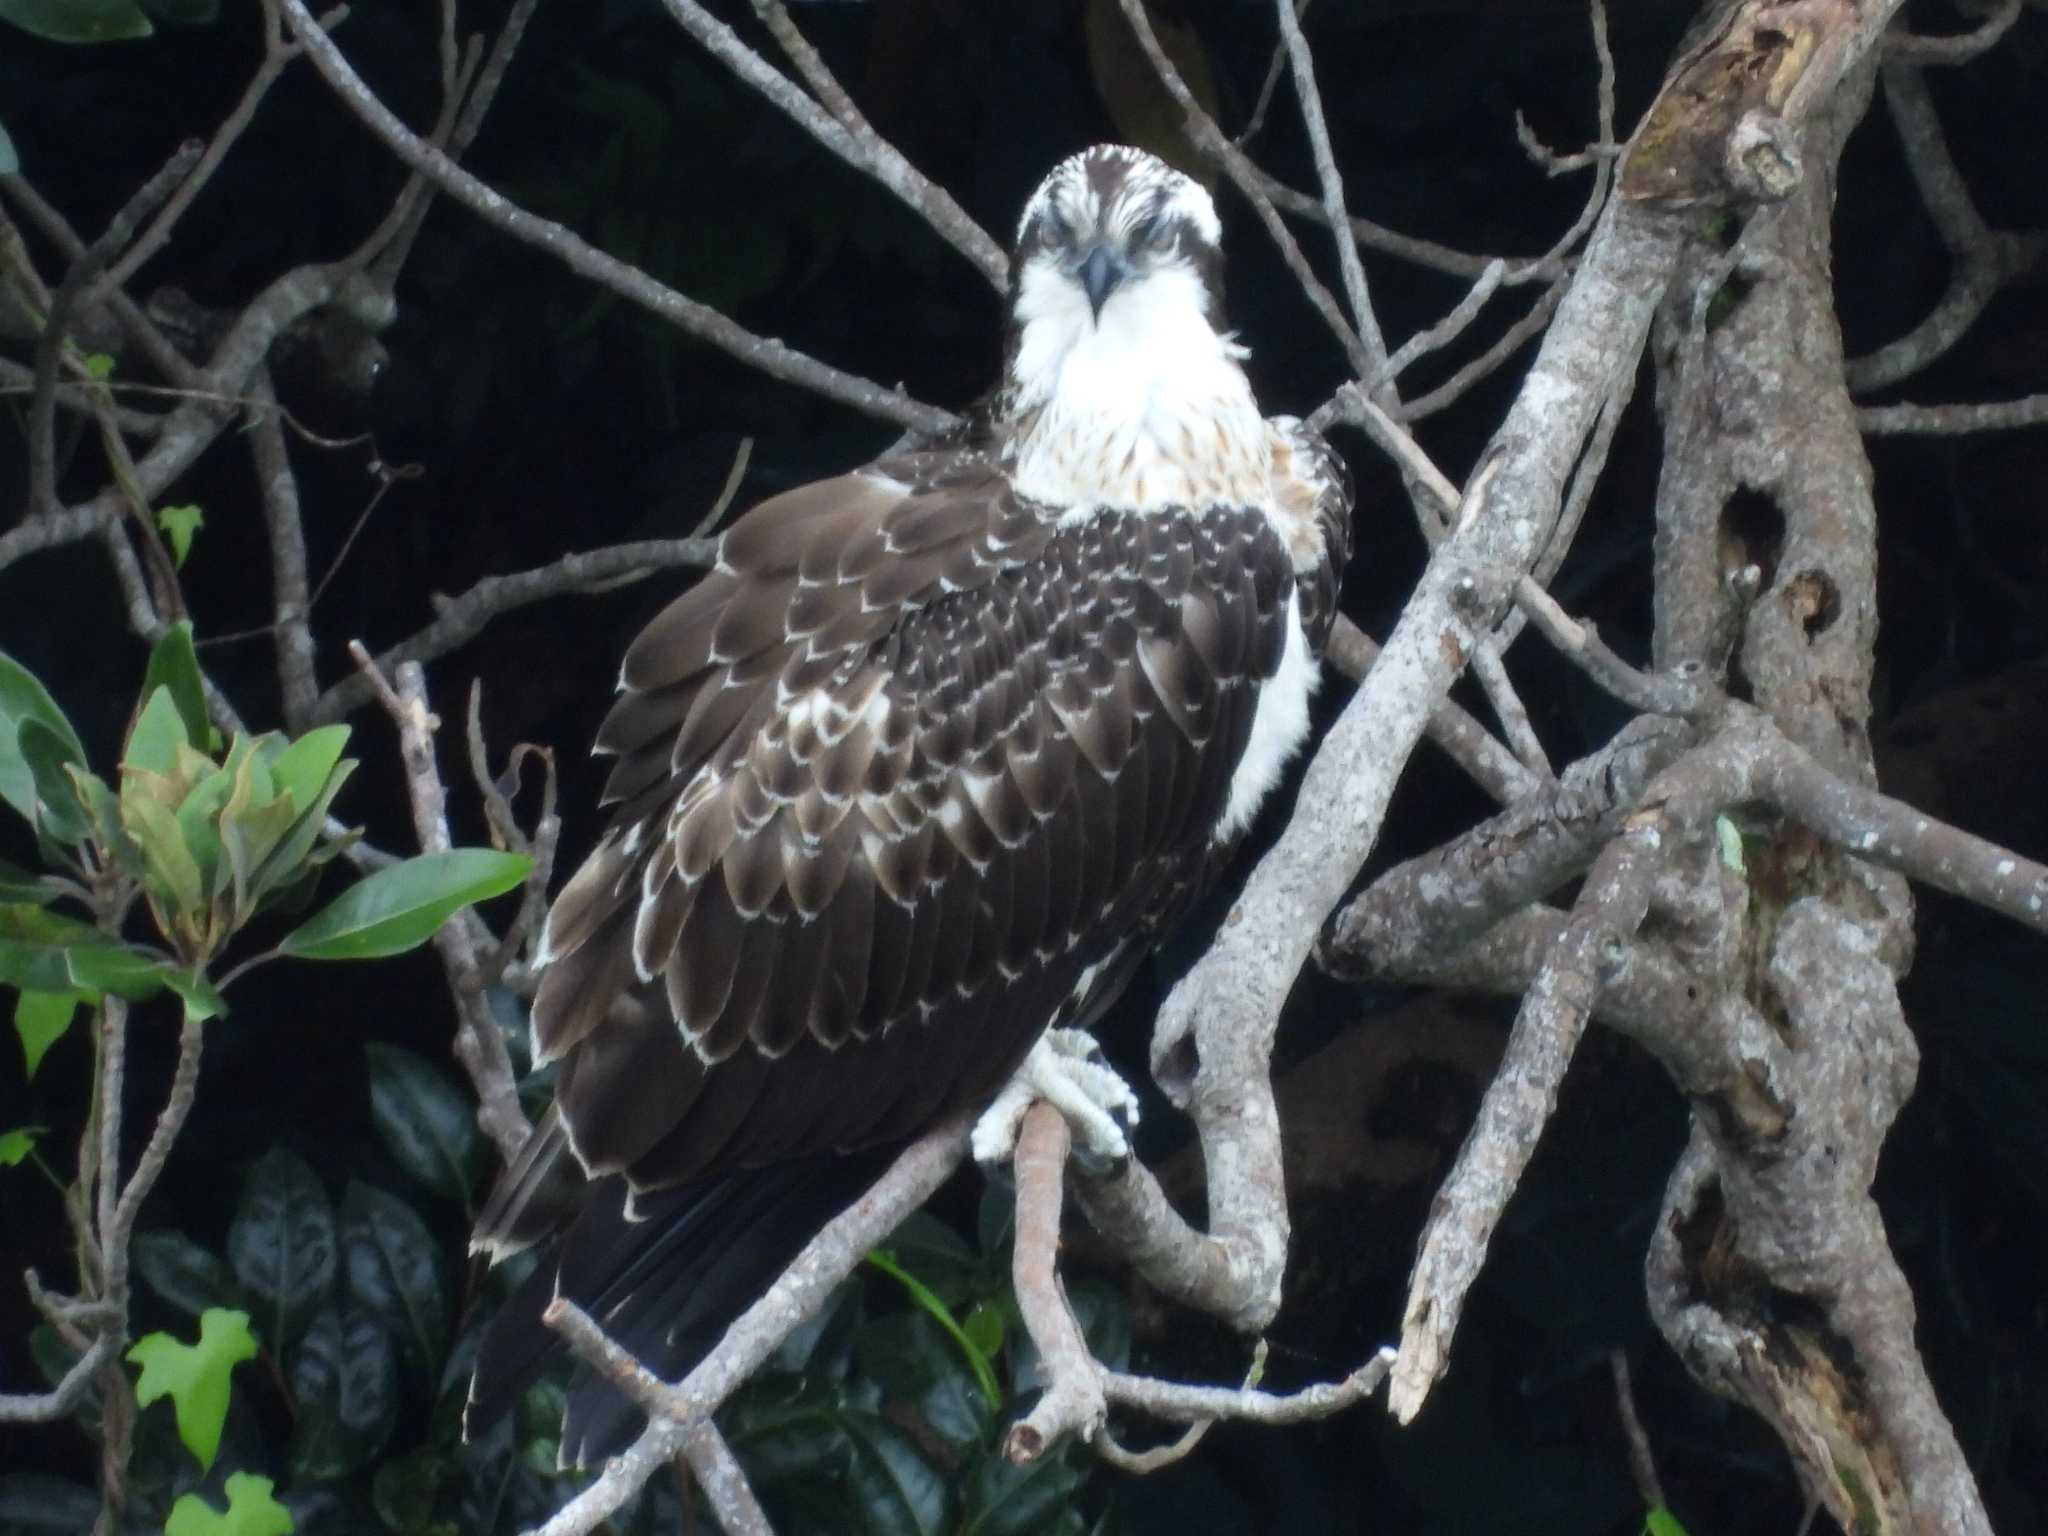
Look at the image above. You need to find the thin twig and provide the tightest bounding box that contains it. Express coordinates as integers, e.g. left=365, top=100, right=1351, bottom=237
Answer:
left=1611, top=1350, right=1669, bottom=1511
left=1114, top=0, right=1374, bottom=381
left=276, top=0, right=959, bottom=436
left=663, top=0, right=1009, bottom=291
left=28, top=141, right=203, bottom=518
left=314, top=535, right=720, bottom=722
left=528, top=1119, right=970, bottom=1536
left=348, top=648, right=530, bottom=1164
left=1101, top=1348, right=1394, bottom=1427
left=1887, top=0, right=2020, bottom=64
left=1847, top=60, right=2044, bottom=392
left=105, top=1, right=306, bottom=287
left=1275, top=0, right=1391, bottom=386
left=1324, top=616, right=1541, bottom=807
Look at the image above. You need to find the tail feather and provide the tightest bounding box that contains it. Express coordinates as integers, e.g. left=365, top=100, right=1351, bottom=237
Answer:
left=465, top=1148, right=898, bottom=1465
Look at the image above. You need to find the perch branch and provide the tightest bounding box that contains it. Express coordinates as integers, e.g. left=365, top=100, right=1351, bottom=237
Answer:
left=1002, top=1103, right=1106, bottom=1464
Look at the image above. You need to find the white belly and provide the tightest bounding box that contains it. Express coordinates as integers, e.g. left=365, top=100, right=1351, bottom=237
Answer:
left=1214, top=591, right=1315, bottom=842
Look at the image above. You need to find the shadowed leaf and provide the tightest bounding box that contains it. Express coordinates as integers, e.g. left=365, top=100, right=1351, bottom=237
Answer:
left=0, top=650, right=86, bottom=825
left=228, top=1147, right=335, bottom=1355
left=365, top=1042, right=485, bottom=1203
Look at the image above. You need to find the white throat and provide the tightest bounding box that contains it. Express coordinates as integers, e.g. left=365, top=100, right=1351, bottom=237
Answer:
left=1004, top=261, right=1270, bottom=514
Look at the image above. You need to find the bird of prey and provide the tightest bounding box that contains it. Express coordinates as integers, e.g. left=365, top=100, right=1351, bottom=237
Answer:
left=466, top=144, right=1354, bottom=1463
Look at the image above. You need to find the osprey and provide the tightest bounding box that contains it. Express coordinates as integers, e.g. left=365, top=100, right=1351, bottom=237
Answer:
left=467, top=145, right=1353, bottom=1462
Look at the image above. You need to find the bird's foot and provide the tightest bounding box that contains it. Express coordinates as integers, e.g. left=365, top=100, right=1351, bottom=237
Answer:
left=972, top=1028, right=1141, bottom=1171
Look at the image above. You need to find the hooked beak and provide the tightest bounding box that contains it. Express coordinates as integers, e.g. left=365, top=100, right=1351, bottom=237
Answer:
left=1076, top=243, right=1128, bottom=321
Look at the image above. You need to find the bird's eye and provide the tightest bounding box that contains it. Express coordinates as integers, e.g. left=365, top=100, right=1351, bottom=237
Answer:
left=1129, top=212, right=1171, bottom=252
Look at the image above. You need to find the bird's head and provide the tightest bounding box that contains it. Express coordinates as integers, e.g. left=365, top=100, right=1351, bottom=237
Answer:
left=1004, top=146, right=1236, bottom=411
left=1014, top=145, right=1224, bottom=322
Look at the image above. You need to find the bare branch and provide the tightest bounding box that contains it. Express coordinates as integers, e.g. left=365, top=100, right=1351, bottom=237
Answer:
left=1113, top=0, right=1375, bottom=381
left=743, top=0, right=1009, bottom=290
left=348, top=648, right=530, bottom=1165
left=315, top=535, right=720, bottom=723
left=1887, top=0, right=2020, bottom=63
left=526, top=1119, right=970, bottom=1536
left=1846, top=60, right=2045, bottom=392
left=1320, top=714, right=1692, bottom=981
left=27, top=141, right=202, bottom=519
left=1856, top=393, right=2048, bottom=433
left=1002, top=1103, right=1105, bottom=1464
left=1611, top=1351, right=1668, bottom=1513
left=0, top=1332, right=121, bottom=1424
left=104, top=1, right=309, bottom=288
left=1389, top=730, right=1746, bottom=1421
left=247, top=370, right=319, bottom=730
left=1274, top=0, right=1390, bottom=385
left=1101, top=1348, right=1394, bottom=1428
left=1135, top=190, right=1690, bottom=1337
left=1323, top=617, right=1540, bottom=808
left=275, top=0, right=959, bottom=436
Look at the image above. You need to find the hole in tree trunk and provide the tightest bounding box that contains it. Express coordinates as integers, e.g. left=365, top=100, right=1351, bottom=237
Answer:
left=1719, top=488, right=1784, bottom=593
left=1789, top=568, right=1841, bottom=639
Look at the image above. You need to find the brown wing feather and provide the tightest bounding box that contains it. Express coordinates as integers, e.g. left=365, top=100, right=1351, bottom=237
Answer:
left=495, top=442, right=1346, bottom=1225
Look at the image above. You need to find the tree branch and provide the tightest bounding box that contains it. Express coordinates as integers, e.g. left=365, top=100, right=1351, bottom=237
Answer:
left=525, top=1118, right=970, bottom=1536
left=276, top=0, right=959, bottom=436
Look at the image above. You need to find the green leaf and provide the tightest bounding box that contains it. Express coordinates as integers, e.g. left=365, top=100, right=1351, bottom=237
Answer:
left=962, top=1300, right=1006, bottom=1363
left=142, top=622, right=209, bottom=746
left=0, top=1125, right=46, bottom=1166
left=123, top=685, right=189, bottom=780
left=157, top=504, right=205, bottom=568
left=1645, top=1510, right=1692, bottom=1536
left=866, top=1248, right=1001, bottom=1410
left=248, top=759, right=354, bottom=910
left=0, top=858, right=55, bottom=903
left=271, top=726, right=350, bottom=815
left=0, top=650, right=86, bottom=825
left=126, top=791, right=204, bottom=918
left=162, top=968, right=227, bottom=1022
left=279, top=848, right=531, bottom=961
left=288, top=1305, right=398, bottom=1480
left=228, top=1148, right=335, bottom=1355
left=163, top=1472, right=294, bottom=1536
left=0, top=905, right=173, bottom=1001
left=0, top=0, right=152, bottom=42
left=133, top=1230, right=242, bottom=1318
left=14, top=989, right=82, bottom=1078
left=17, top=719, right=89, bottom=846
left=364, top=1042, right=485, bottom=1203
left=126, top=1307, right=258, bottom=1472
left=0, top=121, right=18, bottom=176
left=79, top=350, right=114, bottom=381
left=64, top=941, right=172, bottom=999
left=218, top=755, right=295, bottom=926
left=339, top=1180, right=450, bottom=1387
